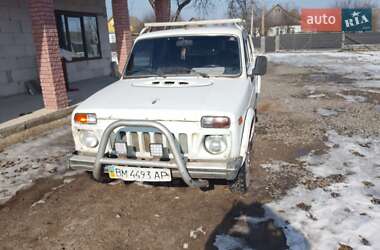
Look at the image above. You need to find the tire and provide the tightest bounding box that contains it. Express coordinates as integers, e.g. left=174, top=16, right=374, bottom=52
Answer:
left=87, top=165, right=113, bottom=184
left=228, top=163, right=248, bottom=193
left=229, top=140, right=252, bottom=194
left=229, top=120, right=255, bottom=194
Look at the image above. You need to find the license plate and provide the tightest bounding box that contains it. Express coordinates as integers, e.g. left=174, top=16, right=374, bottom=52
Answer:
left=108, top=165, right=172, bottom=182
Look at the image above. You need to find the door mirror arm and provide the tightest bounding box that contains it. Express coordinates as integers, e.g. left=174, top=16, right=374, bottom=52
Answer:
left=247, top=64, right=255, bottom=79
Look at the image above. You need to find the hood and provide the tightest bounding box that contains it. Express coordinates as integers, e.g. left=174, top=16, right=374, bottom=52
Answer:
left=75, top=76, right=250, bottom=122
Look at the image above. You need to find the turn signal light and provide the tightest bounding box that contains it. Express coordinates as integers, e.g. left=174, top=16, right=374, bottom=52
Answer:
left=74, top=113, right=97, bottom=124
left=201, top=116, right=230, bottom=128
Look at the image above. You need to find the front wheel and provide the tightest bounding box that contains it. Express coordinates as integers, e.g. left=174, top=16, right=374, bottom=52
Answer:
left=228, top=120, right=255, bottom=194
left=228, top=162, right=249, bottom=193
left=229, top=139, right=253, bottom=194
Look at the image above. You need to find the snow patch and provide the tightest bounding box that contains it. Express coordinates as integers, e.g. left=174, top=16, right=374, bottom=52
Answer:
left=215, top=131, right=380, bottom=250
left=190, top=226, right=206, bottom=239
left=214, top=234, right=253, bottom=250
left=0, top=127, right=74, bottom=204
left=270, top=132, right=380, bottom=249
left=268, top=51, right=380, bottom=89
left=317, top=108, right=338, bottom=117
left=307, top=94, right=326, bottom=99
left=375, top=105, right=380, bottom=113
left=336, top=93, right=367, bottom=103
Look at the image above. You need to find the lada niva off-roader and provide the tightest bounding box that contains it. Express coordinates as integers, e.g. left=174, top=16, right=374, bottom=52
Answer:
left=69, top=19, right=267, bottom=193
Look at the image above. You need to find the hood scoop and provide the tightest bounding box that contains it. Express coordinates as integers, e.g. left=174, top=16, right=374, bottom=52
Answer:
left=132, top=79, right=213, bottom=88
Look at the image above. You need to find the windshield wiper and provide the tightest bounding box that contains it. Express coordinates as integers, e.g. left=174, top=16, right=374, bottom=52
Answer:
left=124, top=69, right=164, bottom=79
left=189, top=69, right=209, bottom=78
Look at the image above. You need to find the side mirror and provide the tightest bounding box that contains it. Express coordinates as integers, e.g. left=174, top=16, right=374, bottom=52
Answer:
left=252, top=56, right=267, bottom=76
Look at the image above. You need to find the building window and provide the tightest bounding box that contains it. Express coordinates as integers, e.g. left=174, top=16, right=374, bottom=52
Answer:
left=56, top=11, right=101, bottom=60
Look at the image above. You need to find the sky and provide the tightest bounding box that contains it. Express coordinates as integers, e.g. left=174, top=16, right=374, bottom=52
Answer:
left=106, top=0, right=337, bottom=20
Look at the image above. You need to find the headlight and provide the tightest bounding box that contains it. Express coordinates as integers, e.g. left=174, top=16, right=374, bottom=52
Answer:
left=79, top=131, right=99, bottom=148
left=74, top=113, right=97, bottom=124
left=201, top=116, right=230, bottom=128
left=204, top=135, right=227, bottom=154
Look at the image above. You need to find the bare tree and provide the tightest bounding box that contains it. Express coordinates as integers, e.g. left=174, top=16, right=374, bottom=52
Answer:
left=281, top=2, right=300, bottom=18
left=191, top=0, right=214, bottom=19
left=227, top=1, right=302, bottom=36
left=227, top=0, right=262, bottom=30
left=228, top=0, right=254, bottom=20
left=333, top=0, right=379, bottom=8
left=172, top=0, right=192, bottom=21
left=148, top=0, right=213, bottom=22
left=148, top=0, right=155, bottom=9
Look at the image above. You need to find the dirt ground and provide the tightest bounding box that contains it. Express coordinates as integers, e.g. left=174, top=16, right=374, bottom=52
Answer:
left=0, top=56, right=379, bottom=250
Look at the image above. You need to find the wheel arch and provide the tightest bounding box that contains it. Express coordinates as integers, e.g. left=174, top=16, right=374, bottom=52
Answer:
left=239, top=108, right=256, bottom=161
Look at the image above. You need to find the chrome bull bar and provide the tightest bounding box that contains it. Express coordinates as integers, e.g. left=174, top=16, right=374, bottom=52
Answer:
left=93, top=120, right=209, bottom=188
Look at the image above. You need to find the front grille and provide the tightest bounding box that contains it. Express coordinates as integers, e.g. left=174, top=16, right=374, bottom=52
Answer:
left=115, top=130, right=189, bottom=159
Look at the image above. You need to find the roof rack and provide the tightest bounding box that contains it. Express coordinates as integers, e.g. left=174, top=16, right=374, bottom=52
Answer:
left=140, top=19, right=245, bottom=35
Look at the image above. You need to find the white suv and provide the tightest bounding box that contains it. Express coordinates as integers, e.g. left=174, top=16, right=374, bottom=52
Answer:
left=69, top=19, right=267, bottom=193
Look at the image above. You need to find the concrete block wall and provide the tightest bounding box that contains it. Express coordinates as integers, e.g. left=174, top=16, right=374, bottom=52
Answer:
left=0, top=0, right=36, bottom=97
left=0, top=0, right=112, bottom=97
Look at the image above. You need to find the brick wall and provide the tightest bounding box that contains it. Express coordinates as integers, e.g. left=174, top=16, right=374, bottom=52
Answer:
left=28, top=0, right=68, bottom=109
left=0, top=0, right=37, bottom=97
left=112, top=0, right=132, bottom=74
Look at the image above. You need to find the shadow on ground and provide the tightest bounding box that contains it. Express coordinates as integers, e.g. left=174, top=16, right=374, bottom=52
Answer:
left=204, top=201, right=310, bottom=250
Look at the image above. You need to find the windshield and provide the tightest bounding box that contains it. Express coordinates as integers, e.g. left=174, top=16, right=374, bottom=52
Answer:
left=124, top=36, right=241, bottom=78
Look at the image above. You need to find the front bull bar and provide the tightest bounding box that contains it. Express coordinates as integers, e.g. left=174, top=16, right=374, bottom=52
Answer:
left=93, top=120, right=209, bottom=188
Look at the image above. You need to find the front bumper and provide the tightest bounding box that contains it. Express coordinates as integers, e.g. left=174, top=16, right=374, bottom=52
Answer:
left=73, top=120, right=243, bottom=188
left=69, top=152, right=242, bottom=181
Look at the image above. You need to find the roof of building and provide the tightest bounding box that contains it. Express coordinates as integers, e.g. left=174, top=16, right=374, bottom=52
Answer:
left=265, top=4, right=300, bottom=27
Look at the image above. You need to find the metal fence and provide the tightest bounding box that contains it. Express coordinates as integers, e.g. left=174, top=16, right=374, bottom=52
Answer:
left=255, top=32, right=380, bottom=52
left=345, top=32, right=380, bottom=45
left=280, top=33, right=342, bottom=50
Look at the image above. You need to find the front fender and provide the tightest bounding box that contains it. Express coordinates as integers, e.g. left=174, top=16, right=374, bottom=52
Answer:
left=239, top=108, right=255, bottom=161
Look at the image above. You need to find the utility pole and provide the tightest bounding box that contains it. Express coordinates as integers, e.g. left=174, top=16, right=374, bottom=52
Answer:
left=261, top=7, right=265, bottom=36
left=250, top=6, right=254, bottom=36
